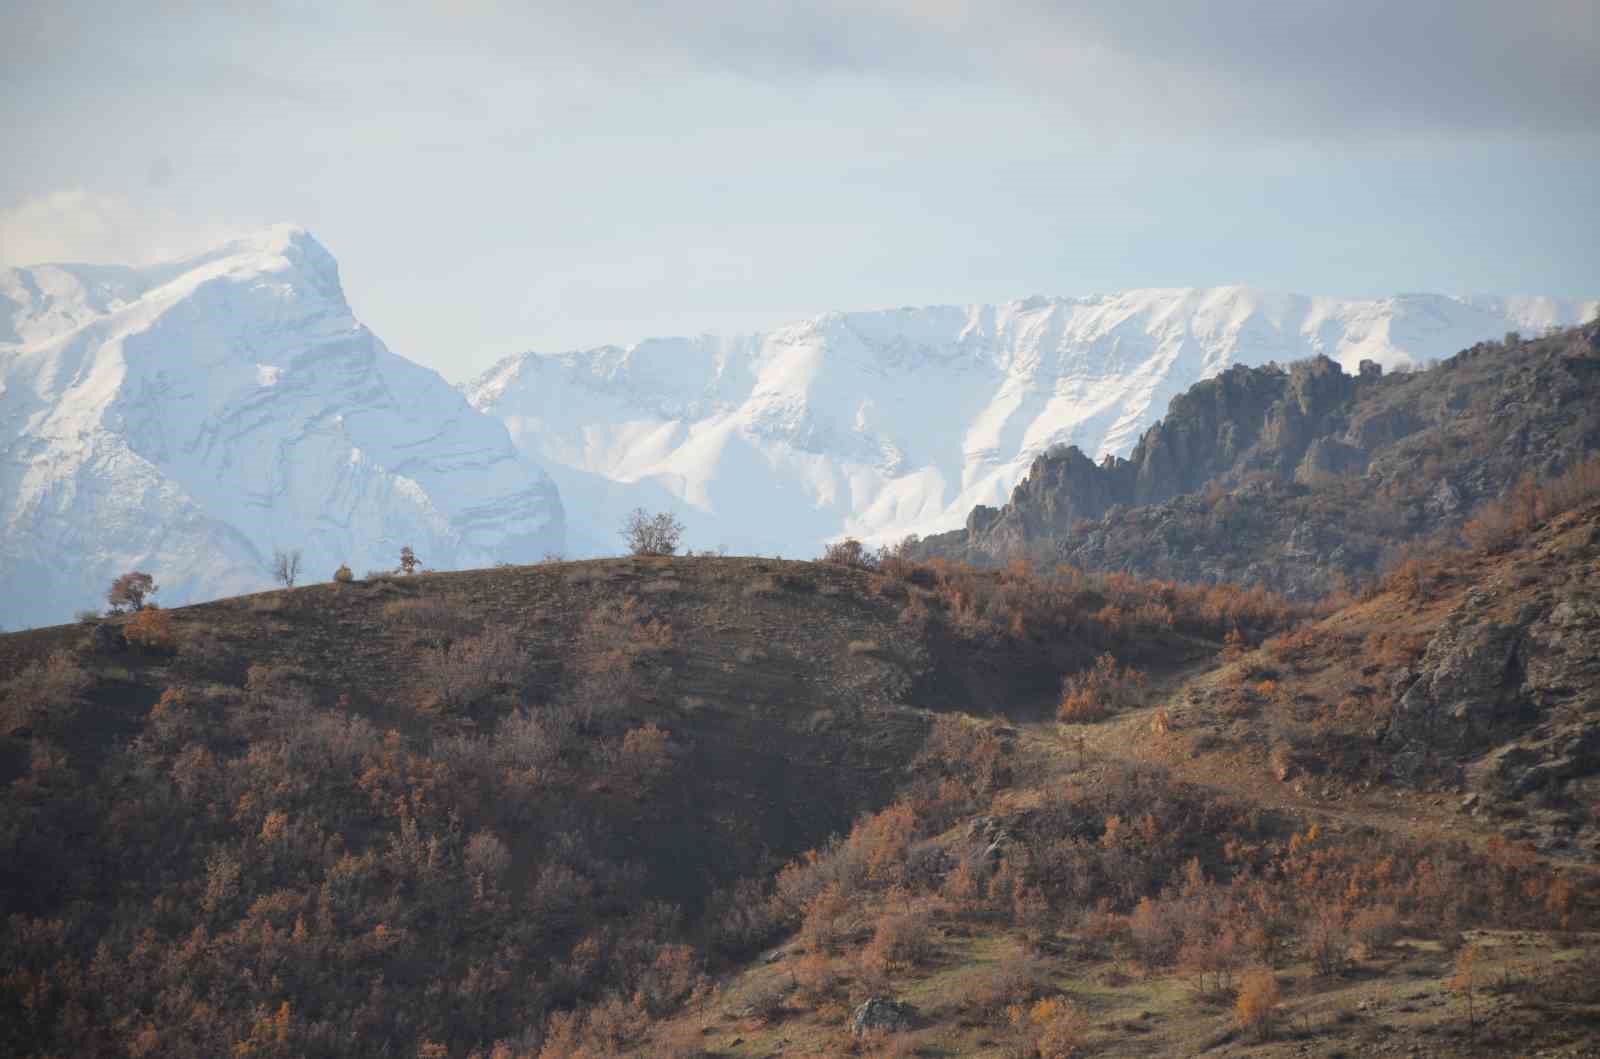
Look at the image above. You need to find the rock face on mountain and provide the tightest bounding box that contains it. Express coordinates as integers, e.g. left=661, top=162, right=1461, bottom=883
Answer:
left=0, top=227, right=563, bottom=629
left=959, top=355, right=1374, bottom=556
left=917, top=323, right=1600, bottom=596
left=467, top=289, right=1593, bottom=558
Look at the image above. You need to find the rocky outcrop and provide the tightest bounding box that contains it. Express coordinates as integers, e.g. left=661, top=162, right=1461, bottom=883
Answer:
left=1392, top=613, right=1526, bottom=755
left=935, top=356, right=1369, bottom=560
left=851, top=997, right=916, bottom=1037
left=915, top=323, right=1600, bottom=598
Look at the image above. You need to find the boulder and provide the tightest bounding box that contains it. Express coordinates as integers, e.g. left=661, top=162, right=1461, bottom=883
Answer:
left=1393, top=616, right=1523, bottom=753
left=850, top=997, right=915, bottom=1037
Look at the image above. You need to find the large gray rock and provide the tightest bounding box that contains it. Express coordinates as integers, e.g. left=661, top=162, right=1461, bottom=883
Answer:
left=1393, top=615, right=1524, bottom=753
left=850, top=997, right=915, bottom=1037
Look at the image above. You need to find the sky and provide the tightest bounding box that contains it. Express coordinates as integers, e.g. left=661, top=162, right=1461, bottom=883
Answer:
left=2, top=0, right=1598, bottom=382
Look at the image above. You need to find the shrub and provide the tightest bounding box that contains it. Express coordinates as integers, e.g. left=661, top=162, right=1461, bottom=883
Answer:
left=333, top=563, right=354, bottom=583
left=1461, top=457, right=1600, bottom=554
left=1268, top=741, right=1296, bottom=782
left=382, top=596, right=472, bottom=643
left=1057, top=654, right=1146, bottom=723
left=615, top=722, right=673, bottom=789
left=1234, top=968, right=1280, bottom=1040
left=1, top=652, right=91, bottom=735
left=177, top=623, right=233, bottom=670
left=124, top=606, right=176, bottom=653
left=969, top=954, right=1049, bottom=1020
left=859, top=899, right=936, bottom=979
left=1128, top=895, right=1186, bottom=967
left=107, top=570, right=157, bottom=613
left=1305, top=897, right=1350, bottom=975
left=1350, top=903, right=1401, bottom=952
left=421, top=628, right=529, bottom=712
left=1449, top=944, right=1481, bottom=1033
left=797, top=882, right=852, bottom=955
left=821, top=538, right=875, bottom=568
left=621, top=508, right=685, bottom=556
left=1004, top=996, right=1086, bottom=1059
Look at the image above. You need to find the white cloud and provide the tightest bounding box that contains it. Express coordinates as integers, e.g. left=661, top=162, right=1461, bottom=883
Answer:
left=0, top=190, right=248, bottom=267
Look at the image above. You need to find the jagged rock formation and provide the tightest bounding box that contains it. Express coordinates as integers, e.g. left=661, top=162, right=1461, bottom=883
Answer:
left=955, top=354, right=1374, bottom=556
left=917, top=322, right=1600, bottom=597
left=467, top=288, right=1594, bottom=557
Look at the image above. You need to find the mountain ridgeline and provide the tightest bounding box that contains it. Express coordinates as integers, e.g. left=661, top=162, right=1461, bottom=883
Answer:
left=3, top=222, right=1594, bottom=629
left=914, top=321, right=1600, bottom=596
left=4, top=326, right=1600, bottom=1056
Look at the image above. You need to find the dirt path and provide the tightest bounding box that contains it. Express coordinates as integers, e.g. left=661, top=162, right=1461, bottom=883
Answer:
left=1019, top=680, right=1600, bottom=876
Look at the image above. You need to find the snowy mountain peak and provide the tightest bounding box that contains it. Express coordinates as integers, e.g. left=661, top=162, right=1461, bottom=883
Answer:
left=0, top=223, right=338, bottom=353
left=467, top=286, right=1595, bottom=559
left=0, top=226, right=563, bottom=629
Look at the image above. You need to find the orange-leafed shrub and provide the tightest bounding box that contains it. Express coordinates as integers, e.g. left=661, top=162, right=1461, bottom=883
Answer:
left=107, top=570, right=157, bottom=613
left=1057, top=653, right=1146, bottom=723
left=859, top=897, right=936, bottom=978
left=1234, top=968, right=1280, bottom=1040
left=1004, top=996, right=1087, bottom=1059
left=124, top=606, right=176, bottom=652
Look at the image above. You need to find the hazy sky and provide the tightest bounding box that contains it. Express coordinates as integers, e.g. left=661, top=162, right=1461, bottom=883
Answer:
left=3, top=0, right=1598, bottom=381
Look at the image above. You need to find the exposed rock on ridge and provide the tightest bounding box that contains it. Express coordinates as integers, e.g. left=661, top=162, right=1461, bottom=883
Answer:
left=919, top=323, right=1600, bottom=598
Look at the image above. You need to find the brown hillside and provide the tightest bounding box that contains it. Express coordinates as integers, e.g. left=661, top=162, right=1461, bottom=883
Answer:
left=635, top=504, right=1600, bottom=1059
left=0, top=550, right=1277, bottom=1057
left=3, top=489, right=1597, bottom=1057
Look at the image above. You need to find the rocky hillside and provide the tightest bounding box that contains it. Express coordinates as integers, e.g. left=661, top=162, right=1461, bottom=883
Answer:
left=3, top=497, right=1598, bottom=1055
left=915, top=321, right=1600, bottom=597
left=637, top=497, right=1600, bottom=1058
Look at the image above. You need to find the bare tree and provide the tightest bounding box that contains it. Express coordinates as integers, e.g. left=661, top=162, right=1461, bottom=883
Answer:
left=620, top=508, right=685, bottom=556
left=272, top=548, right=303, bottom=588
left=399, top=545, right=420, bottom=575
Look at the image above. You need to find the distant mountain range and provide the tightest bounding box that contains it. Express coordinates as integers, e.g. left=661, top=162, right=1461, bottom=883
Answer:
left=0, top=226, right=562, bottom=630
left=1, top=225, right=1593, bottom=627
left=467, top=287, right=1596, bottom=557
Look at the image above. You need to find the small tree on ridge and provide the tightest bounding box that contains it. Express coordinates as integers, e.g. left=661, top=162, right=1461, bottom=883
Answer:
left=621, top=509, right=684, bottom=556
left=272, top=548, right=303, bottom=588
left=107, top=571, right=157, bottom=613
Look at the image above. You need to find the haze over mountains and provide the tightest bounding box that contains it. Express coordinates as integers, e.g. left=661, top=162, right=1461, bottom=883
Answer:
left=469, top=288, right=1597, bottom=557
left=1, top=225, right=1594, bottom=628
left=0, top=226, right=563, bottom=630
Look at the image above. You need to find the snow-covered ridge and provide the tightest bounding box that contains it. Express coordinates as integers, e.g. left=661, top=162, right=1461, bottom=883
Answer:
left=3, top=223, right=1591, bottom=628
left=466, top=287, right=1597, bottom=558
left=0, top=226, right=563, bottom=630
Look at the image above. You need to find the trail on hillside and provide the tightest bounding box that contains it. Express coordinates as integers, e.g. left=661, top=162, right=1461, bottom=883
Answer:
left=1022, top=684, right=1600, bottom=876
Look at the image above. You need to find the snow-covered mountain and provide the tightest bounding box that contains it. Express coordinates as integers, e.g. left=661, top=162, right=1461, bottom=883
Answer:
left=467, top=288, right=1597, bottom=558
left=3, top=224, right=1592, bottom=629
left=0, top=225, right=563, bottom=630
